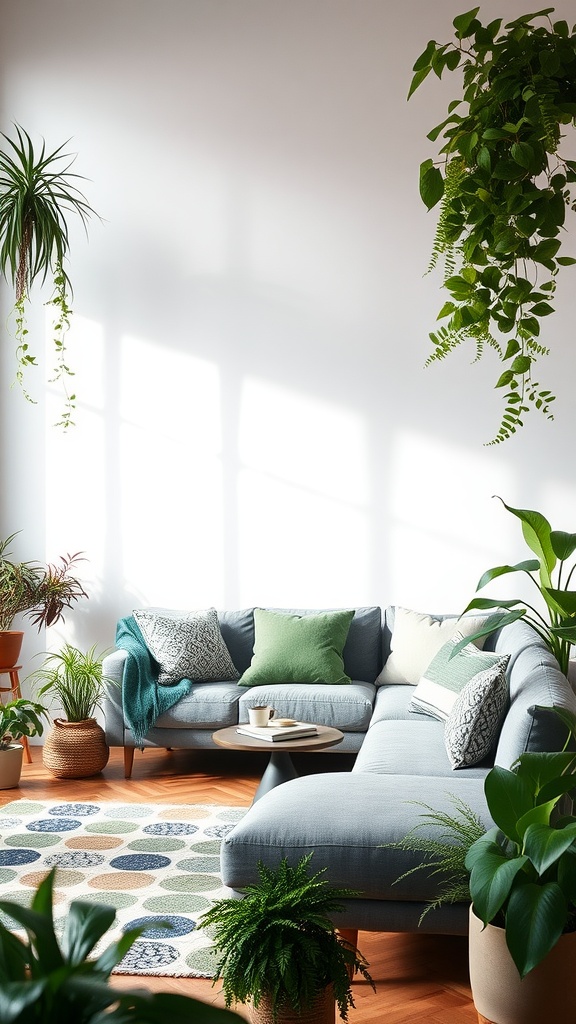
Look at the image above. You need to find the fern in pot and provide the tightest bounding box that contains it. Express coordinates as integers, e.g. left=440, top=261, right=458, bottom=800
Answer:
left=31, top=643, right=112, bottom=779
left=199, top=853, right=374, bottom=1023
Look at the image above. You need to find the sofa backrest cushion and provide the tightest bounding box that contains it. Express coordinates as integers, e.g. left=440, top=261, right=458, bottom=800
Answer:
left=491, top=619, right=576, bottom=767
left=219, top=606, right=382, bottom=683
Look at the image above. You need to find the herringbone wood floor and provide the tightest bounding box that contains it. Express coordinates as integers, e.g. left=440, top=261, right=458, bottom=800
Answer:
left=1, top=745, right=478, bottom=1023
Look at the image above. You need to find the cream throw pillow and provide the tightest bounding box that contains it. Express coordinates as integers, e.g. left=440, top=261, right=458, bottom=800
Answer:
left=376, top=607, right=491, bottom=686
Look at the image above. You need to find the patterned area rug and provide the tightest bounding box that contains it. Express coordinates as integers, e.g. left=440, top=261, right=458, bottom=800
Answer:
left=0, top=799, right=246, bottom=977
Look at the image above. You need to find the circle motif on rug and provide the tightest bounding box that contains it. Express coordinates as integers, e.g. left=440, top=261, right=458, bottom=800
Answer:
left=177, top=855, right=220, bottom=872
left=159, top=873, right=217, bottom=893
left=186, top=946, right=218, bottom=975
left=109, top=853, right=171, bottom=871
left=128, top=838, right=187, bottom=853
left=193, top=840, right=221, bottom=855
left=3, top=802, right=44, bottom=815
left=143, top=822, right=199, bottom=836
left=103, top=805, right=156, bottom=818
left=5, top=833, right=60, bottom=849
left=123, top=914, right=196, bottom=938
left=203, top=824, right=235, bottom=839
left=0, top=849, right=40, bottom=866
left=0, top=868, right=17, bottom=882
left=21, top=869, right=85, bottom=889
left=85, top=821, right=140, bottom=835
left=80, top=891, right=138, bottom=909
left=44, top=851, right=106, bottom=869
left=118, top=940, right=179, bottom=971
left=27, top=818, right=82, bottom=833
left=159, top=806, right=211, bottom=820
left=88, top=871, right=156, bottom=890
left=143, top=893, right=210, bottom=913
left=48, top=803, right=100, bottom=816
left=65, top=836, right=124, bottom=850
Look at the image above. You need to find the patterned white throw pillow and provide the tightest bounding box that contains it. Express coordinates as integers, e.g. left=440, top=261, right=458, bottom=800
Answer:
left=133, top=607, right=239, bottom=685
left=444, top=660, right=509, bottom=769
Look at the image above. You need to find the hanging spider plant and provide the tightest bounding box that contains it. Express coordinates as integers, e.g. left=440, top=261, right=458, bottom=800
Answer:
left=0, top=124, right=97, bottom=426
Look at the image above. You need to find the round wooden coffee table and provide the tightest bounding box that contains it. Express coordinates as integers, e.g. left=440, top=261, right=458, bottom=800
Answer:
left=213, top=725, right=343, bottom=802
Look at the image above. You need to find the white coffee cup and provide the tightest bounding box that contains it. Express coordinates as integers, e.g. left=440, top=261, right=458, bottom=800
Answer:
left=248, top=705, right=275, bottom=727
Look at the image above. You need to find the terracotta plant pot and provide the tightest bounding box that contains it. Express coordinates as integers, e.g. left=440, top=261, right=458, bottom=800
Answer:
left=42, top=718, right=109, bottom=778
left=468, top=905, right=576, bottom=1024
left=249, top=987, right=335, bottom=1024
left=0, top=631, right=24, bottom=669
left=0, top=743, right=24, bottom=789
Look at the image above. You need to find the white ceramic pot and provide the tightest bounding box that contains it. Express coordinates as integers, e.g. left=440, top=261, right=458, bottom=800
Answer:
left=468, top=905, right=576, bottom=1024
left=0, top=743, right=24, bottom=789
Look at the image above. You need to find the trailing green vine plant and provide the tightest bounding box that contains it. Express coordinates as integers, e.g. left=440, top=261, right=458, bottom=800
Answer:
left=0, top=125, right=96, bottom=427
left=410, top=8, right=576, bottom=443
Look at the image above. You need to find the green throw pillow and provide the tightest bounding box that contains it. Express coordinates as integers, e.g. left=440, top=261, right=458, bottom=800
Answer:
left=410, top=631, right=509, bottom=722
left=238, top=608, right=355, bottom=686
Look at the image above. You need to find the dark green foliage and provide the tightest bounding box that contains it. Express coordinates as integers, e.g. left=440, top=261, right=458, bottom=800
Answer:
left=0, top=868, right=241, bottom=1023
left=0, top=698, right=47, bottom=750
left=410, top=9, right=576, bottom=442
left=199, top=854, right=374, bottom=1021
left=0, top=532, right=87, bottom=633
left=393, top=707, right=576, bottom=979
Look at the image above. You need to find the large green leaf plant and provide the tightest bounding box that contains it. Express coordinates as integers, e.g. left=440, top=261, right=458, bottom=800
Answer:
left=458, top=496, right=576, bottom=675
left=410, top=8, right=576, bottom=443
left=0, top=868, right=240, bottom=1024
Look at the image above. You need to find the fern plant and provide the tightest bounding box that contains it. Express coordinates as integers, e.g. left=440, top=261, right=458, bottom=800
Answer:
left=0, top=125, right=97, bottom=426
left=411, top=8, right=576, bottom=443
left=199, top=854, right=374, bottom=1022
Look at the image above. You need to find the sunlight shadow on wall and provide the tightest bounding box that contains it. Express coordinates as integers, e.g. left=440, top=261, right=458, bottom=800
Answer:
left=237, top=377, right=370, bottom=607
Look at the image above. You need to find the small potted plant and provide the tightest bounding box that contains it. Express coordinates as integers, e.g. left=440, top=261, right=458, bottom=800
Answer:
left=0, top=697, right=47, bottom=788
left=0, top=867, right=242, bottom=1023
left=0, top=532, right=87, bottom=667
left=390, top=705, right=576, bottom=1024
left=31, top=643, right=112, bottom=778
left=199, top=853, right=374, bottom=1023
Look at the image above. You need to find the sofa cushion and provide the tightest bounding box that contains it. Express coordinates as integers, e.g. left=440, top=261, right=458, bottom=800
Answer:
left=410, top=632, right=509, bottom=721
left=444, top=661, right=509, bottom=768
left=377, top=607, right=491, bottom=685
left=133, top=607, right=239, bottom=685
left=238, top=608, right=355, bottom=686
left=220, top=772, right=491, bottom=900
left=353, top=719, right=492, bottom=778
left=239, top=682, right=375, bottom=731
left=154, top=681, right=243, bottom=729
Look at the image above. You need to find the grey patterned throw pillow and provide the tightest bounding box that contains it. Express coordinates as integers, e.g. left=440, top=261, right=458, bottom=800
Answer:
left=133, top=607, right=239, bottom=685
left=444, top=656, right=509, bottom=769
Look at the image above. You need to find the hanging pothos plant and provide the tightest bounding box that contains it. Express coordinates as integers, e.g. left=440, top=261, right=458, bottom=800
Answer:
left=410, top=8, right=576, bottom=443
left=0, top=125, right=96, bottom=427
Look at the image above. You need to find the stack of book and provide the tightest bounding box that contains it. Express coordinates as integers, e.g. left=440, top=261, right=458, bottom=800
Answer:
left=236, top=722, right=318, bottom=742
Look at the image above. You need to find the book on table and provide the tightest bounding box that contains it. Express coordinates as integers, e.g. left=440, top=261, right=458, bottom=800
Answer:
left=236, top=722, right=319, bottom=742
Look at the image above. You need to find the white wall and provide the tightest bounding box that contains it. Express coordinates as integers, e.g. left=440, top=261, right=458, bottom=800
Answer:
left=1, top=0, right=576, bottom=677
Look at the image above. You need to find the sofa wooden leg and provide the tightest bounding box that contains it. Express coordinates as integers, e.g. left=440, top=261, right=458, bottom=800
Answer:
left=124, top=746, right=135, bottom=779
left=338, top=928, right=359, bottom=979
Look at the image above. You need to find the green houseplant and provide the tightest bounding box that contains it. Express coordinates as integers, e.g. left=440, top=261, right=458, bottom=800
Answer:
left=30, top=644, right=112, bottom=779
left=410, top=8, right=576, bottom=443
left=0, top=533, right=87, bottom=668
left=0, top=697, right=47, bottom=788
left=391, top=706, right=576, bottom=1022
left=455, top=496, right=576, bottom=675
left=0, top=125, right=97, bottom=426
left=0, top=866, right=241, bottom=1024
left=199, top=854, right=373, bottom=1023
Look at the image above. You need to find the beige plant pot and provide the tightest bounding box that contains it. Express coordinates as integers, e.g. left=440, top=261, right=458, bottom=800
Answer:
left=469, top=905, right=576, bottom=1024
left=249, top=987, right=335, bottom=1024
left=42, top=718, right=109, bottom=778
left=0, top=743, right=24, bottom=789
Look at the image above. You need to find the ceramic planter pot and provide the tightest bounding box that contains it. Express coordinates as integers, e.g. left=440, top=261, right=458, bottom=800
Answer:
left=249, top=987, right=335, bottom=1024
left=468, top=905, right=576, bottom=1024
left=0, top=631, right=24, bottom=669
left=42, top=718, right=109, bottom=778
left=0, top=743, right=24, bottom=789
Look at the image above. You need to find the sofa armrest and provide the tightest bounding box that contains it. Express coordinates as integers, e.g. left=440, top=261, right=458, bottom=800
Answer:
left=102, top=650, right=128, bottom=745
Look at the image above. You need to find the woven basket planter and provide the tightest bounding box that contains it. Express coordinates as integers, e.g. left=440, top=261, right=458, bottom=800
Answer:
left=42, top=718, right=109, bottom=778
left=249, top=987, right=335, bottom=1024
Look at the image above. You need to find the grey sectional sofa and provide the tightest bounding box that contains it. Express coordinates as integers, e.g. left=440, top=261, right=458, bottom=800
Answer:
left=102, top=605, right=576, bottom=935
